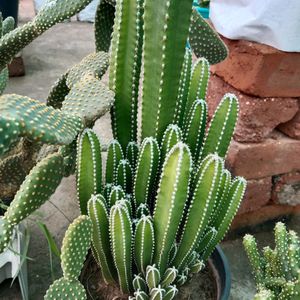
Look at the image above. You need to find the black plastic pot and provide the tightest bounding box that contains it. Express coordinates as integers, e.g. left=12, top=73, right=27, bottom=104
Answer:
left=209, top=245, right=231, bottom=300
left=0, top=0, right=19, bottom=24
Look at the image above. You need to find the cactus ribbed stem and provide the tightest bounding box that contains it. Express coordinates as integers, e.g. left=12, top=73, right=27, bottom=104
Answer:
left=106, top=139, right=124, bottom=184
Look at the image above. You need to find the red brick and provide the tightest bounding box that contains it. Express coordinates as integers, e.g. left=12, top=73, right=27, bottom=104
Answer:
left=207, top=75, right=298, bottom=142
left=231, top=204, right=300, bottom=230
left=278, top=103, right=300, bottom=139
left=238, top=177, right=272, bottom=215
left=272, top=172, right=300, bottom=206
left=211, top=37, right=300, bottom=98
left=226, top=131, right=300, bottom=179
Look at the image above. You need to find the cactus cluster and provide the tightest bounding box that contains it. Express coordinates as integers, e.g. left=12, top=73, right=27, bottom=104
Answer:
left=244, top=222, right=300, bottom=300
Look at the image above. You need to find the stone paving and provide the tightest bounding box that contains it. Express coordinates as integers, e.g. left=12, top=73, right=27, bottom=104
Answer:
left=1, top=2, right=300, bottom=300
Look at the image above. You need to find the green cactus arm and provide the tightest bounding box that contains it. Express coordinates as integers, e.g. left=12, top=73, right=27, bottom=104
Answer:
left=263, top=246, right=281, bottom=280
left=109, top=185, right=126, bottom=207
left=2, top=17, right=15, bottom=36
left=0, top=153, right=64, bottom=252
left=66, top=52, right=109, bottom=89
left=46, top=73, right=70, bottom=109
left=116, top=198, right=133, bottom=217
left=116, top=159, right=133, bottom=194
left=135, top=290, right=149, bottom=300
left=133, top=274, right=148, bottom=292
left=0, top=67, right=8, bottom=95
left=105, top=139, right=124, bottom=184
left=44, top=277, right=87, bottom=300
left=126, top=141, right=140, bottom=172
left=134, top=215, right=155, bottom=274
left=134, top=137, right=160, bottom=207
left=199, top=93, right=239, bottom=161
left=202, top=176, right=247, bottom=261
left=161, top=267, right=178, bottom=288
left=161, top=125, right=182, bottom=165
left=145, top=264, right=161, bottom=289
left=110, top=202, right=133, bottom=294
left=174, top=48, right=192, bottom=127
left=163, top=285, right=178, bottom=300
left=183, top=58, right=210, bottom=125
left=243, top=234, right=265, bottom=286
left=0, top=94, right=83, bottom=156
left=196, top=227, right=217, bottom=254
left=141, top=0, right=193, bottom=141
left=61, top=215, right=92, bottom=280
left=62, top=75, right=114, bottom=127
left=153, top=143, right=192, bottom=273
left=88, top=195, right=117, bottom=284
left=76, top=129, right=102, bottom=215
left=136, top=203, right=150, bottom=219
left=0, top=22, right=39, bottom=70
left=150, top=285, right=166, bottom=300
left=189, top=8, right=228, bottom=65
left=173, top=154, right=223, bottom=270
left=275, top=222, right=292, bottom=280
left=183, top=99, right=207, bottom=162
left=95, top=0, right=115, bottom=52
left=278, top=282, right=297, bottom=300
left=35, top=0, right=93, bottom=31
left=109, top=0, right=144, bottom=149
left=253, top=289, right=275, bottom=300
left=209, top=169, right=231, bottom=227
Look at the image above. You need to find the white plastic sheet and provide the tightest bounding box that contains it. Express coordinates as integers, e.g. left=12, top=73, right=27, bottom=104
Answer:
left=210, top=0, right=300, bottom=52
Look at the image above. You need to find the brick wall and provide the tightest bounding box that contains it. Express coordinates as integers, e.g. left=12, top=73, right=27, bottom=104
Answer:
left=207, top=37, right=300, bottom=228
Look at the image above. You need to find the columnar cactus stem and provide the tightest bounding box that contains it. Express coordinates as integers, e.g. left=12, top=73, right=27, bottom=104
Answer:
left=174, top=48, right=192, bottom=127
left=88, top=195, right=117, bottom=284
left=109, top=185, right=126, bottom=207
left=134, top=137, right=160, bottom=207
left=173, top=154, right=223, bottom=270
left=199, top=93, right=239, bottom=160
left=76, top=129, right=102, bottom=215
left=141, top=0, right=193, bottom=140
left=134, top=215, right=155, bottom=274
left=106, top=139, right=124, bottom=184
left=183, top=99, right=207, bottom=162
left=117, top=159, right=133, bottom=194
left=160, top=125, right=182, bottom=164
left=153, top=143, right=192, bottom=273
left=183, top=58, right=210, bottom=126
left=95, top=0, right=115, bottom=52
left=109, top=0, right=144, bottom=149
left=126, top=141, right=140, bottom=172
left=110, top=202, right=133, bottom=293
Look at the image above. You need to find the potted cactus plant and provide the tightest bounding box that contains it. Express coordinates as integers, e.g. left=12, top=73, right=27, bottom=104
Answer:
left=1, top=0, right=244, bottom=299
left=243, top=222, right=300, bottom=299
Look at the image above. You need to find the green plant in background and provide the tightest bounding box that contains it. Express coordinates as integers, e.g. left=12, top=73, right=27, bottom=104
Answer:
left=244, top=222, right=300, bottom=300
left=0, top=0, right=115, bottom=251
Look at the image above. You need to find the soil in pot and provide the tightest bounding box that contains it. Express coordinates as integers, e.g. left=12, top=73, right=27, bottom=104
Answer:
left=81, top=254, right=217, bottom=300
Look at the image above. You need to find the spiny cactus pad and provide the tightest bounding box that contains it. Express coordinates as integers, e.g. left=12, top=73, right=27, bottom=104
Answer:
left=61, top=215, right=93, bottom=280
left=44, top=277, right=87, bottom=300
left=66, top=52, right=109, bottom=89
left=62, top=74, right=114, bottom=126
left=0, top=67, right=8, bottom=95
left=35, top=0, right=93, bottom=32
left=47, top=73, right=70, bottom=109
left=189, top=9, right=228, bottom=65
left=0, top=153, right=64, bottom=252
left=0, top=94, right=83, bottom=156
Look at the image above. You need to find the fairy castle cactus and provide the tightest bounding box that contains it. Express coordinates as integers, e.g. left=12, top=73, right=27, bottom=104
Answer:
left=42, top=0, right=245, bottom=298
left=244, top=222, right=300, bottom=300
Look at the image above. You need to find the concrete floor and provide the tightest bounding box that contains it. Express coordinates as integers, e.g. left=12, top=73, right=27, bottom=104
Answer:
left=1, top=21, right=300, bottom=300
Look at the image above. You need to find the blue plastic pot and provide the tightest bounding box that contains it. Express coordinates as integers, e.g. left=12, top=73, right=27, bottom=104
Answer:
left=210, top=245, right=231, bottom=300
left=193, top=1, right=210, bottom=19
left=0, top=0, right=19, bottom=24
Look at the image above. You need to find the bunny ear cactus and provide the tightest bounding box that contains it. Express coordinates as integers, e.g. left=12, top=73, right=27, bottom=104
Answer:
left=189, top=8, right=228, bottom=64
left=244, top=222, right=300, bottom=300
left=0, top=0, right=93, bottom=71
left=45, top=215, right=92, bottom=300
